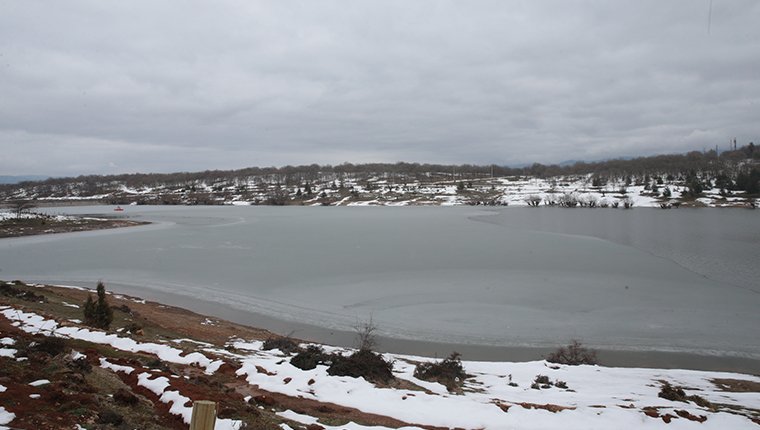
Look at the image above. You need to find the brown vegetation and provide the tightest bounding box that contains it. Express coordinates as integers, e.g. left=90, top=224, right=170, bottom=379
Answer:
left=413, top=352, right=468, bottom=392
left=0, top=216, right=147, bottom=238
left=546, top=340, right=598, bottom=366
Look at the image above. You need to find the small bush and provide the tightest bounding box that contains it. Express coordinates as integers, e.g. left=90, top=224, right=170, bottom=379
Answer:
left=530, top=375, right=568, bottom=390
left=659, top=382, right=686, bottom=401
left=145, top=358, right=170, bottom=372
left=113, top=388, right=139, bottom=406
left=327, top=349, right=394, bottom=384
left=32, top=335, right=67, bottom=356
left=0, top=282, right=47, bottom=302
left=97, top=409, right=124, bottom=426
left=507, top=374, right=518, bottom=387
left=83, top=281, right=113, bottom=330
left=263, top=336, right=299, bottom=354
left=546, top=340, right=598, bottom=365
left=68, top=355, right=92, bottom=373
left=534, top=374, right=552, bottom=389
left=123, top=322, right=143, bottom=335
left=658, top=382, right=713, bottom=408
left=414, top=352, right=467, bottom=392
left=290, top=345, right=331, bottom=371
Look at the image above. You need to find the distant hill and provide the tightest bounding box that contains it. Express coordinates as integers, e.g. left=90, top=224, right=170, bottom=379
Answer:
left=0, top=146, right=757, bottom=207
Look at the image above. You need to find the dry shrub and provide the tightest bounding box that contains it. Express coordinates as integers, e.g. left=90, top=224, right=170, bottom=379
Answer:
left=262, top=336, right=299, bottom=354
left=659, top=382, right=713, bottom=408
left=327, top=349, right=394, bottom=384
left=546, top=340, right=598, bottom=365
left=113, top=388, right=139, bottom=406
left=290, top=345, right=331, bottom=371
left=32, top=335, right=67, bottom=356
left=97, top=409, right=124, bottom=426
left=414, top=352, right=467, bottom=391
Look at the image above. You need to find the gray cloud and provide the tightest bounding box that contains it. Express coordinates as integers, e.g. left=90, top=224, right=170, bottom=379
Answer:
left=1, top=0, right=758, bottom=176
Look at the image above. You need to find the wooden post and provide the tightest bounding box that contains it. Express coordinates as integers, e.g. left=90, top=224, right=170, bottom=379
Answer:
left=189, top=400, right=216, bottom=430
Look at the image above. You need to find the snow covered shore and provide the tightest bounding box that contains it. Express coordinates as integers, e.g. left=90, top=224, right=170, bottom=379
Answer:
left=1, top=302, right=759, bottom=429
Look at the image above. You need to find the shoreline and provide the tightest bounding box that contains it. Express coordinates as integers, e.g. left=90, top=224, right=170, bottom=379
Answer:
left=29, top=280, right=760, bottom=376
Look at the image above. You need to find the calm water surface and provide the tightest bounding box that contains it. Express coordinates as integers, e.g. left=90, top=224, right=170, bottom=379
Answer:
left=1, top=206, right=758, bottom=361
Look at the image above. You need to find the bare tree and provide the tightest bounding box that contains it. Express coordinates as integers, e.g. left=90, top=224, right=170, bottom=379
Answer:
left=9, top=199, right=36, bottom=218
left=557, top=193, right=579, bottom=208
left=354, top=316, right=378, bottom=352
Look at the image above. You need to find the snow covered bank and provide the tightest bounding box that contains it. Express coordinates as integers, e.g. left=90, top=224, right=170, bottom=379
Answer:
left=2, top=304, right=759, bottom=429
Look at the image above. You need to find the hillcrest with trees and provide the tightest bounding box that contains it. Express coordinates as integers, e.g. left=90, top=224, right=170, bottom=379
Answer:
left=1, top=144, right=758, bottom=208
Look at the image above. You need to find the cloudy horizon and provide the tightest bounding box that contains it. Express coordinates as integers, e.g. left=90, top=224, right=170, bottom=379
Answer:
left=1, top=1, right=758, bottom=177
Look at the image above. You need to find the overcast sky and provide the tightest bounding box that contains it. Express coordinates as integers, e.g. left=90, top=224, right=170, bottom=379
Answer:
left=1, top=1, right=758, bottom=177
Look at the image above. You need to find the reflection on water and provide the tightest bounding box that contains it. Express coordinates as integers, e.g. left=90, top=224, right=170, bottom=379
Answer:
left=2, top=205, right=758, bottom=358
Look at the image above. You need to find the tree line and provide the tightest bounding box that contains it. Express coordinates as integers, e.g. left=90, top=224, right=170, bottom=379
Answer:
left=2, top=144, right=758, bottom=199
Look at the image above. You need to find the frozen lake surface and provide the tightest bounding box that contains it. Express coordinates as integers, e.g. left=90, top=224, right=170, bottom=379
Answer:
left=1, top=205, right=758, bottom=359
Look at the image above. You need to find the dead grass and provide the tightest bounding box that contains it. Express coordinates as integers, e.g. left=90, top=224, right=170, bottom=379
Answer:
left=711, top=378, right=760, bottom=393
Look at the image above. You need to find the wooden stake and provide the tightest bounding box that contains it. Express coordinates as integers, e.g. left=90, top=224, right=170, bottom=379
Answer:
left=190, top=400, right=217, bottom=430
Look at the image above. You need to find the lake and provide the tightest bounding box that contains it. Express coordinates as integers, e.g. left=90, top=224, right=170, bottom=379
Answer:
left=1, top=205, right=758, bottom=367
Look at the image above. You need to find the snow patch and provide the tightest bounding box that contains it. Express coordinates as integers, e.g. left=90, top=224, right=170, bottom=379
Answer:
left=100, top=357, right=134, bottom=374
left=1, top=308, right=222, bottom=373
left=137, top=373, right=170, bottom=396
left=0, top=406, right=15, bottom=426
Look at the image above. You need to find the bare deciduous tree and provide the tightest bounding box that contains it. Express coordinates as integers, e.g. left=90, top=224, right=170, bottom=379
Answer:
left=354, top=316, right=378, bottom=352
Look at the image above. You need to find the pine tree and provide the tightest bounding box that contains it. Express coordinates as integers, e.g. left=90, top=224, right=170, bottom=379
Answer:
left=83, top=281, right=113, bottom=330
left=94, top=281, right=113, bottom=330
left=83, top=295, right=96, bottom=326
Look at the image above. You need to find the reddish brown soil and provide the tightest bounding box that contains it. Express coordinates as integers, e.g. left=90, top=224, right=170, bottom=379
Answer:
left=1, top=282, right=460, bottom=429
